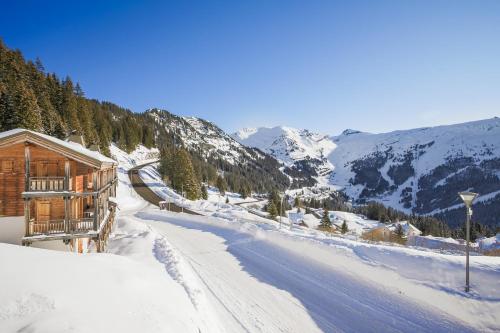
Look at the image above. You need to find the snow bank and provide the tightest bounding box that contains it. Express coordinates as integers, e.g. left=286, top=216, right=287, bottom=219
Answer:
left=0, top=243, right=202, bottom=333
left=0, top=143, right=221, bottom=333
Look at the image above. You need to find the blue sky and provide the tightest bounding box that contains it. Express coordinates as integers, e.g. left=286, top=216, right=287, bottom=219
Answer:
left=1, top=0, right=499, bottom=134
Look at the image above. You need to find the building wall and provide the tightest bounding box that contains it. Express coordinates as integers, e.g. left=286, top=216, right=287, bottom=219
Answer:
left=0, top=142, right=98, bottom=218
left=362, top=228, right=392, bottom=242
left=0, top=143, right=26, bottom=216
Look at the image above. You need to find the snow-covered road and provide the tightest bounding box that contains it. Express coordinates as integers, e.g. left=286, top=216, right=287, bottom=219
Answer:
left=137, top=210, right=477, bottom=332
left=109, top=146, right=498, bottom=332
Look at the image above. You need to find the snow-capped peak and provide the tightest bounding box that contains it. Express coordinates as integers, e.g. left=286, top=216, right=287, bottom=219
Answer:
left=233, top=127, right=259, bottom=140
left=232, top=126, right=336, bottom=165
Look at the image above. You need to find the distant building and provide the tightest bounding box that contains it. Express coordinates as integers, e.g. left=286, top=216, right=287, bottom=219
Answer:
left=362, top=221, right=421, bottom=243
left=478, top=233, right=500, bottom=256
left=0, top=129, right=118, bottom=252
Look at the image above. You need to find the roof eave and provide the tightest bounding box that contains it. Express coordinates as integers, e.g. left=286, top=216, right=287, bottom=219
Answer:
left=0, top=130, right=116, bottom=169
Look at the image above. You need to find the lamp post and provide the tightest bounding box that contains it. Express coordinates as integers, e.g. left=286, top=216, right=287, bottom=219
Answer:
left=458, top=191, right=478, bottom=293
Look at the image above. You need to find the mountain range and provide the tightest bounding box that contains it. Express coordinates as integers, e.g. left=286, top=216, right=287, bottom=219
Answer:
left=232, top=118, right=500, bottom=228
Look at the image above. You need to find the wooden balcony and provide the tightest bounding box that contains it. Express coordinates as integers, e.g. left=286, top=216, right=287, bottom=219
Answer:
left=29, top=177, right=66, bottom=192
left=28, top=219, right=65, bottom=235
left=70, top=218, right=94, bottom=233
left=27, top=218, right=95, bottom=236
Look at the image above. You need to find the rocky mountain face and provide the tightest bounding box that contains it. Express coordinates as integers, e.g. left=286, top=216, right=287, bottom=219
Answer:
left=234, top=118, right=500, bottom=228
left=149, top=108, right=266, bottom=164
left=146, top=109, right=290, bottom=192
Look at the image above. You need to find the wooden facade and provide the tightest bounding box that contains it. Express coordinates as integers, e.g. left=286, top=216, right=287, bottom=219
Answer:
left=0, top=129, right=118, bottom=252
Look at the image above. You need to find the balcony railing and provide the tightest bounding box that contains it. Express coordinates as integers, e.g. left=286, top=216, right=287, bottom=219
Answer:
left=29, top=177, right=65, bottom=192
left=27, top=218, right=95, bottom=236
left=69, top=218, right=94, bottom=233
left=29, top=219, right=65, bottom=235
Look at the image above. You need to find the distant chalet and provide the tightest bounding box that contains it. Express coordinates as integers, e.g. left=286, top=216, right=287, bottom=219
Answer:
left=0, top=128, right=118, bottom=252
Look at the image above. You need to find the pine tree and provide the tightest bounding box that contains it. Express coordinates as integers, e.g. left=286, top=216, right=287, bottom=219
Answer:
left=160, top=148, right=201, bottom=200
left=27, top=60, right=65, bottom=136
left=225, top=196, right=229, bottom=204
left=142, top=125, right=155, bottom=148
left=341, top=220, right=348, bottom=234
left=395, top=223, right=404, bottom=238
left=238, top=183, right=250, bottom=199
left=175, top=149, right=201, bottom=200
left=201, top=184, right=208, bottom=200
left=7, top=81, right=43, bottom=131
left=294, top=196, right=301, bottom=208
left=268, top=190, right=282, bottom=216
left=216, top=175, right=227, bottom=196
left=320, top=208, right=332, bottom=229
left=61, top=77, right=81, bottom=133
left=267, top=201, right=278, bottom=220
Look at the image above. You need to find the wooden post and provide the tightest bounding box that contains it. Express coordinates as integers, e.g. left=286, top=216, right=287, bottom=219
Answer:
left=64, top=160, right=70, bottom=233
left=93, top=171, right=98, bottom=231
left=24, top=144, right=31, bottom=239
left=24, top=199, right=30, bottom=237
left=24, top=143, right=30, bottom=191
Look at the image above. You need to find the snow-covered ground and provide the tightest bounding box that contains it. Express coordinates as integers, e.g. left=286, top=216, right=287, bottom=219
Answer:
left=138, top=164, right=272, bottom=224
left=1, top=144, right=499, bottom=332
left=0, top=144, right=217, bottom=333
left=136, top=158, right=500, bottom=332
left=109, top=143, right=159, bottom=170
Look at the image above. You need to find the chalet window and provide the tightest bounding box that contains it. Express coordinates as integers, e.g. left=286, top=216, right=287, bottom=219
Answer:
left=1, top=160, right=14, bottom=173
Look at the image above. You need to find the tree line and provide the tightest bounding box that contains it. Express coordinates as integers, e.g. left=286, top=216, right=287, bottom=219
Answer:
left=0, top=38, right=156, bottom=155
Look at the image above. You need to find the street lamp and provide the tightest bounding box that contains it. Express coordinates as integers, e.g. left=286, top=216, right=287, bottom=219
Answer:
left=458, top=191, right=478, bottom=292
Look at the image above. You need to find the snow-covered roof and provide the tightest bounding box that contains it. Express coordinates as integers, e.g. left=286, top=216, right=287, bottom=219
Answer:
left=386, top=221, right=422, bottom=236
left=478, top=233, right=500, bottom=251
left=366, top=221, right=421, bottom=237
left=0, top=128, right=117, bottom=168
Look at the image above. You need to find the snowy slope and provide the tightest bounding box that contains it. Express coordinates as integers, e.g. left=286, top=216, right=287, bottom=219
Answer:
left=233, top=126, right=335, bottom=165
left=0, top=243, right=209, bottom=333
left=110, top=143, right=159, bottom=169
left=329, top=117, right=500, bottom=226
left=233, top=126, right=335, bottom=185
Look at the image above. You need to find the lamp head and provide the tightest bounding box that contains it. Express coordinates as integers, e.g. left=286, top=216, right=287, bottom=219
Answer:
left=458, top=191, right=479, bottom=207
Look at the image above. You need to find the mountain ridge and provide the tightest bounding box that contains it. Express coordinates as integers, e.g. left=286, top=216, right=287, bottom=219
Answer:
left=233, top=117, right=500, bottom=228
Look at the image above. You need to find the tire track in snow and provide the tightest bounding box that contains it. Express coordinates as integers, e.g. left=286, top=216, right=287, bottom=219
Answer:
left=153, top=225, right=253, bottom=333
left=150, top=225, right=224, bottom=333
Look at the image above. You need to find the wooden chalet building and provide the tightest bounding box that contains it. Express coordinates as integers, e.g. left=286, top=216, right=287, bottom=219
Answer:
left=0, top=128, right=118, bottom=252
